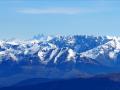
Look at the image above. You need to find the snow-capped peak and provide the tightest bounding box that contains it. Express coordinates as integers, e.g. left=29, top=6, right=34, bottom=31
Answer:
left=80, top=36, right=120, bottom=65
left=0, top=35, right=120, bottom=67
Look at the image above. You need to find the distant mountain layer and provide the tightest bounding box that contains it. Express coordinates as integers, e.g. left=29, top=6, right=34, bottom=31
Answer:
left=1, top=73, right=120, bottom=90
left=1, top=35, right=120, bottom=88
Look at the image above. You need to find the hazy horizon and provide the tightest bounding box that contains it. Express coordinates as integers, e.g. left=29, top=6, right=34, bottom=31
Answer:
left=0, top=0, right=120, bottom=39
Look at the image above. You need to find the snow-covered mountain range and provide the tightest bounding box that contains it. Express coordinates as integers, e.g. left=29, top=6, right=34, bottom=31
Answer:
left=1, top=35, right=120, bottom=87
left=0, top=35, right=120, bottom=66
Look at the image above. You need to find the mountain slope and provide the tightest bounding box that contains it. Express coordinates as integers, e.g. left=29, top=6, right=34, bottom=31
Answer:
left=0, top=35, right=111, bottom=65
left=1, top=35, right=120, bottom=87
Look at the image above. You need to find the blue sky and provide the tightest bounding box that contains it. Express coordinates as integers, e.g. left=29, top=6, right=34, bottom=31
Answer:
left=0, top=0, right=120, bottom=39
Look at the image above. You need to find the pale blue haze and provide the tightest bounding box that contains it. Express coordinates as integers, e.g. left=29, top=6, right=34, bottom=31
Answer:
left=0, top=0, right=120, bottom=39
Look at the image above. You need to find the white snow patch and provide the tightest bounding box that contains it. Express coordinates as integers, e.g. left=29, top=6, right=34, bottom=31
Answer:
left=47, top=36, right=53, bottom=41
left=99, top=49, right=104, bottom=54
left=109, top=51, right=116, bottom=59
left=80, top=48, right=99, bottom=59
left=49, top=48, right=59, bottom=60
left=67, top=49, right=76, bottom=61
left=30, top=40, right=40, bottom=44
left=7, top=41, right=19, bottom=45
left=54, top=50, right=66, bottom=63
left=9, top=53, right=18, bottom=61
left=48, top=43, right=56, bottom=49
left=38, top=51, right=45, bottom=61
